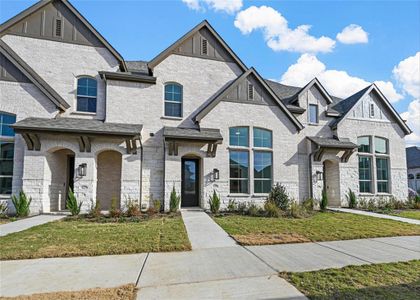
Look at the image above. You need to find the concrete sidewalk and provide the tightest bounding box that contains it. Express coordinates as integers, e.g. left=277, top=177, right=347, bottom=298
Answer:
left=0, top=214, right=66, bottom=237
left=181, top=209, right=237, bottom=249
left=328, top=207, right=420, bottom=225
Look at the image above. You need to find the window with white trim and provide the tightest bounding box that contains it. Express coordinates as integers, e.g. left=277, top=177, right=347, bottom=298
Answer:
left=309, top=104, right=319, bottom=124
left=77, top=77, right=97, bottom=113
left=164, top=83, right=183, bottom=117
left=0, top=112, right=16, bottom=195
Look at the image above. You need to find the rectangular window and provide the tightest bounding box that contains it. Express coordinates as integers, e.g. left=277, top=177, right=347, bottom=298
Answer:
left=229, top=127, right=249, bottom=147
left=376, top=158, right=389, bottom=193
left=0, top=112, right=16, bottom=195
left=248, top=83, right=254, bottom=100
left=309, top=104, right=318, bottom=124
left=357, top=136, right=371, bottom=153
left=229, top=150, right=249, bottom=194
left=253, top=128, right=272, bottom=148
left=254, top=151, right=272, bottom=193
left=359, top=156, right=372, bottom=193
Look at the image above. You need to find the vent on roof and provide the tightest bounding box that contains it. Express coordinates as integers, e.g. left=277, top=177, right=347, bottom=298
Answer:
left=248, top=83, right=254, bottom=100
left=55, top=18, right=63, bottom=37
left=369, top=103, right=375, bottom=117
left=202, top=39, right=208, bottom=55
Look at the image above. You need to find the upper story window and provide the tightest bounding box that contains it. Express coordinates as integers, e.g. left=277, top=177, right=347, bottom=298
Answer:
left=357, top=136, right=371, bottom=153
left=164, top=83, right=183, bottom=118
left=253, top=128, right=272, bottom=148
left=229, top=127, right=249, bottom=147
left=77, top=77, right=97, bottom=113
left=0, top=112, right=16, bottom=195
left=309, top=104, right=318, bottom=124
left=374, top=137, right=388, bottom=154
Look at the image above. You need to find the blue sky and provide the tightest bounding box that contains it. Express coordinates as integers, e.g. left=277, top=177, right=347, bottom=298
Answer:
left=1, top=0, right=419, bottom=144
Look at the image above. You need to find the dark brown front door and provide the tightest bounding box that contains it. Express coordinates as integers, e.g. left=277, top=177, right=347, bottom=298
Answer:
left=181, top=158, right=199, bottom=207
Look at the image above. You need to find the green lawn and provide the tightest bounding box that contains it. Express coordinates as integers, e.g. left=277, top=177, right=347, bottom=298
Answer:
left=0, top=215, right=191, bottom=260
left=390, top=210, right=420, bottom=220
left=281, top=260, right=420, bottom=300
left=213, top=212, right=420, bottom=245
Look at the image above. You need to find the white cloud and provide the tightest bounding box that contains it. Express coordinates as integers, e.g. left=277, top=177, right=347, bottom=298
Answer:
left=280, top=54, right=403, bottom=102
left=336, top=24, right=368, bottom=44
left=401, top=99, right=420, bottom=146
left=393, top=52, right=420, bottom=98
left=182, top=0, right=243, bottom=14
left=182, top=0, right=201, bottom=11
left=234, top=6, right=335, bottom=53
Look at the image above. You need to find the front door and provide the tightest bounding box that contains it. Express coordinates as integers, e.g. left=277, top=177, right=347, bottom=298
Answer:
left=181, top=158, right=199, bottom=207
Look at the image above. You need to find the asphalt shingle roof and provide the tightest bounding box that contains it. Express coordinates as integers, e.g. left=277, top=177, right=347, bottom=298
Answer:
left=264, top=79, right=302, bottom=105
left=12, top=117, right=142, bottom=136
left=163, top=126, right=222, bottom=141
left=125, top=60, right=149, bottom=75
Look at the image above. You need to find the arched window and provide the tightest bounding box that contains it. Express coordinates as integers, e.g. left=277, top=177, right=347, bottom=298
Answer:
left=164, top=83, right=183, bottom=117
left=77, top=77, right=97, bottom=113
left=408, top=174, right=414, bottom=179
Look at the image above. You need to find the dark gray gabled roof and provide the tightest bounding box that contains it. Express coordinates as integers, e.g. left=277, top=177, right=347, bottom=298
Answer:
left=307, top=136, right=357, bottom=149
left=193, top=68, right=304, bottom=131
left=0, top=40, right=70, bottom=111
left=406, top=146, right=420, bottom=169
left=125, top=61, right=149, bottom=75
left=148, top=20, right=247, bottom=72
left=12, top=117, right=142, bottom=136
left=163, top=126, right=222, bottom=141
left=0, top=0, right=127, bottom=71
left=264, top=80, right=302, bottom=105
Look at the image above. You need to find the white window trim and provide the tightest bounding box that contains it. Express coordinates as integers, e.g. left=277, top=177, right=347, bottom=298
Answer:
left=75, top=75, right=98, bottom=114
left=163, top=82, right=183, bottom=118
left=308, top=104, right=319, bottom=124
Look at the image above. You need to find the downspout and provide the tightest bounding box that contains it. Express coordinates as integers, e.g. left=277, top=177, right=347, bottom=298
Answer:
left=163, top=138, right=166, bottom=211
left=139, top=134, right=143, bottom=208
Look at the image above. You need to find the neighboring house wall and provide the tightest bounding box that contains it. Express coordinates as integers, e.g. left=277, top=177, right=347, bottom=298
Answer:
left=408, top=167, right=420, bottom=193
left=106, top=54, right=242, bottom=205
left=1, top=34, right=119, bottom=119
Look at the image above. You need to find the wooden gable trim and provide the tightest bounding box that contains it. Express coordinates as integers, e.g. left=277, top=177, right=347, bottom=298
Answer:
left=148, top=20, right=247, bottom=72
left=0, top=0, right=127, bottom=71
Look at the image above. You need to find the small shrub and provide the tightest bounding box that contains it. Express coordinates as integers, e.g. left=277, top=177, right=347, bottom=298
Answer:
left=358, top=198, right=368, bottom=210
left=89, top=199, right=102, bottom=218
left=109, top=197, right=121, bottom=218
left=346, top=189, right=357, bottom=208
left=247, top=203, right=260, bottom=216
left=268, top=183, right=290, bottom=211
left=389, top=197, right=405, bottom=210
left=0, top=201, right=8, bottom=218
left=302, top=198, right=314, bottom=212
left=208, top=190, right=221, bottom=214
left=237, top=202, right=247, bottom=215
left=320, top=189, right=328, bottom=211
left=367, top=198, right=376, bottom=211
left=408, top=195, right=420, bottom=209
left=125, top=197, right=141, bottom=217
left=289, top=201, right=306, bottom=218
left=227, top=199, right=237, bottom=212
left=264, top=200, right=280, bottom=217
left=169, top=186, right=181, bottom=213
left=66, top=189, right=82, bottom=216
left=148, top=199, right=161, bottom=214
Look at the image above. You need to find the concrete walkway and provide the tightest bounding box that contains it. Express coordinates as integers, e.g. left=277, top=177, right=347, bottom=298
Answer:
left=181, top=209, right=237, bottom=249
left=0, top=214, right=66, bottom=237
left=329, top=207, right=420, bottom=225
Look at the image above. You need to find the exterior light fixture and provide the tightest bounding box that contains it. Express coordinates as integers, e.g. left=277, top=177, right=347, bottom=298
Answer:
left=77, top=163, right=87, bottom=177
left=316, top=171, right=323, bottom=181
left=213, top=168, right=220, bottom=180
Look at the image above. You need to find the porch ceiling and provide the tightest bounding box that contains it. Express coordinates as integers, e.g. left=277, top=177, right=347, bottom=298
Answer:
left=308, top=136, right=357, bottom=163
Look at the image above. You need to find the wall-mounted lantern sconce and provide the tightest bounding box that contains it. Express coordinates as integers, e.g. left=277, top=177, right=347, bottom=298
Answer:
left=213, top=168, right=220, bottom=180
left=77, top=163, right=87, bottom=177
left=316, top=171, right=323, bottom=181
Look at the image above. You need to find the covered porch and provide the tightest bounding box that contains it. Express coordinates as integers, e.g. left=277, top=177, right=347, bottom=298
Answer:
left=11, top=117, right=142, bottom=213
left=163, top=126, right=223, bottom=211
left=308, top=136, right=358, bottom=207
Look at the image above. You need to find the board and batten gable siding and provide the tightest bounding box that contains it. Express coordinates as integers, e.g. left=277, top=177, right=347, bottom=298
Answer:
left=350, top=90, right=391, bottom=121
left=335, top=90, right=408, bottom=202
left=2, top=0, right=104, bottom=48
left=1, top=34, right=120, bottom=120
left=199, top=100, right=301, bottom=207
left=105, top=53, right=242, bottom=203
